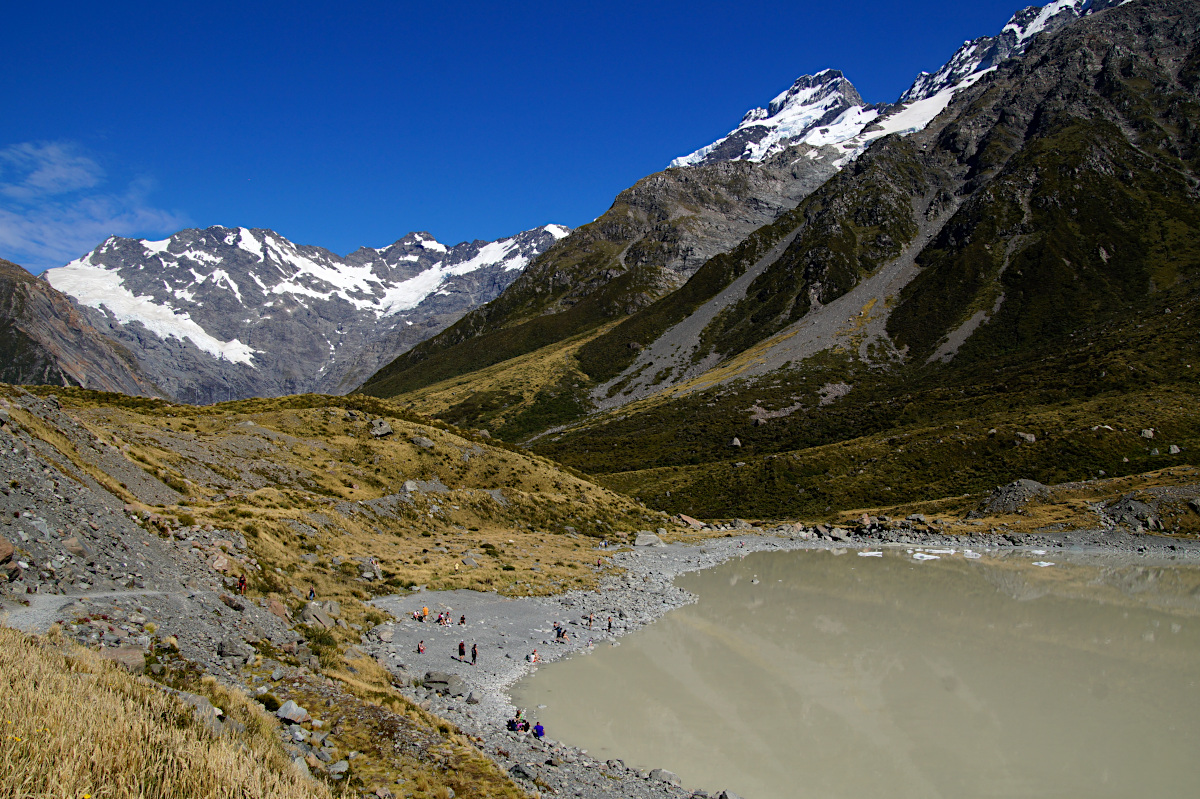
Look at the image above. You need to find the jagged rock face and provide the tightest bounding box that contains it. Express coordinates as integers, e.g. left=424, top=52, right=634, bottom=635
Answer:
left=0, top=258, right=159, bottom=395
left=43, top=225, right=567, bottom=403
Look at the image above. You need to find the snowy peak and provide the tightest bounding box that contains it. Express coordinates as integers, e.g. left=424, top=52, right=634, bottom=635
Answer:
left=671, top=1, right=1132, bottom=169
left=899, top=0, right=1131, bottom=103
left=671, top=69, right=872, bottom=167
left=41, top=223, right=568, bottom=401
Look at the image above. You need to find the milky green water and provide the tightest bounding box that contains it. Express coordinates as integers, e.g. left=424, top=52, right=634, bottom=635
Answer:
left=510, top=549, right=1200, bottom=798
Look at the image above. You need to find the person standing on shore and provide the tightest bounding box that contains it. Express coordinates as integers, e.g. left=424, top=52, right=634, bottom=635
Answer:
left=607, top=616, right=613, bottom=633
left=459, top=640, right=466, bottom=658
left=471, top=643, right=478, bottom=665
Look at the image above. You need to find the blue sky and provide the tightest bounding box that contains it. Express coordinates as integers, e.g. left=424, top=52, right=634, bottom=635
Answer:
left=3, top=0, right=1032, bottom=273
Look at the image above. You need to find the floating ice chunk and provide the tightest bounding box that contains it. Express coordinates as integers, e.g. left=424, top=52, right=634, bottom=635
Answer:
left=927, top=549, right=955, bottom=555
left=1031, top=549, right=1047, bottom=555
left=963, top=550, right=982, bottom=559
left=913, top=553, right=940, bottom=561
left=857, top=551, right=883, bottom=557
left=1032, top=561, right=1055, bottom=568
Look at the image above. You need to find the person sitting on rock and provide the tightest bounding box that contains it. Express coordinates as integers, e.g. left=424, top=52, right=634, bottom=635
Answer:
left=458, top=640, right=466, bottom=658
left=459, top=614, right=466, bottom=626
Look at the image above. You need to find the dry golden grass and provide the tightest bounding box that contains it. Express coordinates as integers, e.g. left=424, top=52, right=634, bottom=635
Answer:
left=393, top=324, right=613, bottom=428
left=0, top=626, right=330, bottom=799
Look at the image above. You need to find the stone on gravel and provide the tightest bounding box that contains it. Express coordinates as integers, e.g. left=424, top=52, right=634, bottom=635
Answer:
left=301, top=602, right=335, bottom=629
left=509, top=763, right=536, bottom=781
left=217, top=637, right=251, bottom=658
left=369, top=419, right=393, bottom=438
left=649, top=768, right=681, bottom=786
left=634, top=533, right=664, bottom=547
left=411, top=436, right=435, bottom=450
left=62, top=536, right=90, bottom=558
left=267, top=598, right=290, bottom=620
left=276, top=699, right=310, bottom=723
left=678, top=514, right=704, bottom=529
left=220, top=594, right=245, bottom=611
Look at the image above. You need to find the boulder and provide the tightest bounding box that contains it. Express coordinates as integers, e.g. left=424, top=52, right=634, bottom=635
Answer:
left=63, top=536, right=91, bottom=558
left=276, top=699, right=310, bottom=723
left=217, top=637, right=251, bottom=659
left=327, top=760, right=349, bottom=775
left=1189, top=498, right=1200, bottom=515
left=649, top=769, right=681, bottom=786
left=369, top=419, right=394, bottom=438
left=210, top=554, right=233, bottom=573
left=509, top=764, right=536, bottom=781
left=0, top=536, right=12, bottom=564
left=606, top=759, right=625, bottom=771
left=403, top=480, right=419, bottom=493
left=220, top=594, right=245, bottom=611
left=1015, top=432, right=1036, bottom=445
left=411, top=436, right=435, bottom=450
left=730, top=437, right=741, bottom=447
left=301, top=602, right=335, bottom=629
left=462, top=557, right=478, bottom=568
left=634, top=532, right=664, bottom=547
left=678, top=513, right=704, bottom=529
left=1169, top=444, right=1182, bottom=455
left=1141, top=428, right=1155, bottom=439
left=266, top=598, right=290, bottom=621
left=321, top=600, right=341, bottom=618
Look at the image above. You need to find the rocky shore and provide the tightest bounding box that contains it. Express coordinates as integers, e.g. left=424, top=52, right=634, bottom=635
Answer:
left=361, top=526, right=1200, bottom=799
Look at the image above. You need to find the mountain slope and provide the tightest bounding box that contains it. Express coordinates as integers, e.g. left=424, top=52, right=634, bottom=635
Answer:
left=0, top=258, right=160, bottom=395
left=530, top=0, right=1200, bottom=515
left=44, top=225, right=566, bottom=403
left=357, top=0, right=1131, bottom=423
left=357, top=144, right=847, bottom=398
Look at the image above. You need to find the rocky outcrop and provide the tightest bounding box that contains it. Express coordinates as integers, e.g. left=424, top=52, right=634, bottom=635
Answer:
left=0, top=258, right=160, bottom=395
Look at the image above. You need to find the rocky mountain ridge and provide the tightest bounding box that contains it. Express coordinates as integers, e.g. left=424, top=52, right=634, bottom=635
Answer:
left=41, top=224, right=568, bottom=404
left=672, top=0, right=1134, bottom=169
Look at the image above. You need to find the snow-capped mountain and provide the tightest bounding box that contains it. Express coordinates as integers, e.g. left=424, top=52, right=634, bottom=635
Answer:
left=43, top=224, right=569, bottom=403
left=671, top=0, right=1133, bottom=169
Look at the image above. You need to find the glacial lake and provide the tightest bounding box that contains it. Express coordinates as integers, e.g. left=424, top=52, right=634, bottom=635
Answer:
left=510, top=548, right=1200, bottom=798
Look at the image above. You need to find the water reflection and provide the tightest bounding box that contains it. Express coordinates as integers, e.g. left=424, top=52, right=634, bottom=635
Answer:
left=511, top=550, right=1200, bottom=798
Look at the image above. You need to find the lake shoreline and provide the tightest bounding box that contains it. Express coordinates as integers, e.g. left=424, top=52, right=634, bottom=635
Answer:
left=365, top=526, right=1200, bottom=798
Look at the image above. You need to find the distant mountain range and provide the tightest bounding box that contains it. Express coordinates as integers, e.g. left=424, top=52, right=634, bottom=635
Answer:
left=35, top=224, right=567, bottom=403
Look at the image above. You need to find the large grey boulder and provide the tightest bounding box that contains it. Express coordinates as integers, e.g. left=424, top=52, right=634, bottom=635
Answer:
left=276, top=699, right=309, bottom=723
left=369, top=418, right=393, bottom=437
left=634, top=532, right=664, bottom=547
left=301, top=602, right=335, bottom=629
left=649, top=769, right=681, bottom=786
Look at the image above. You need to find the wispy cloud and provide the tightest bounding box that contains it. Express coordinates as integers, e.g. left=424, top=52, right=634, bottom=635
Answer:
left=0, top=141, right=188, bottom=274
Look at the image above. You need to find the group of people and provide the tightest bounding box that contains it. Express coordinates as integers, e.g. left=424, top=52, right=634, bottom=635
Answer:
left=506, top=710, right=544, bottom=738
left=410, top=606, right=467, bottom=627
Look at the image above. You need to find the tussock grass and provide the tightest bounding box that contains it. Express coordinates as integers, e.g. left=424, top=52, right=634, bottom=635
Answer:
left=0, top=626, right=329, bottom=799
